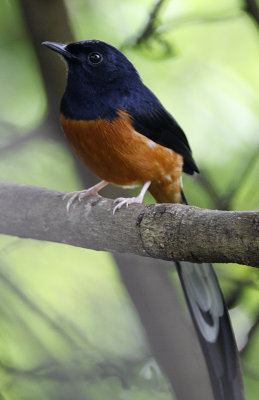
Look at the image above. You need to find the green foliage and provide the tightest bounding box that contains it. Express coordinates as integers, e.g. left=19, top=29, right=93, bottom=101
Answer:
left=0, top=0, right=258, bottom=399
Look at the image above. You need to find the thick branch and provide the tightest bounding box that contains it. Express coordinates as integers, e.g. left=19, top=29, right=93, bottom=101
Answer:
left=0, top=181, right=258, bottom=267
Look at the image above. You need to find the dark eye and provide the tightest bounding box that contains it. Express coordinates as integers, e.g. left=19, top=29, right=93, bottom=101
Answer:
left=88, top=52, right=103, bottom=64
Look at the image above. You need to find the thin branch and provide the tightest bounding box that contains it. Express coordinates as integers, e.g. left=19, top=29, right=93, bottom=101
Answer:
left=136, top=0, right=167, bottom=45
left=123, top=7, right=241, bottom=54
left=121, top=0, right=174, bottom=57
left=0, top=181, right=258, bottom=267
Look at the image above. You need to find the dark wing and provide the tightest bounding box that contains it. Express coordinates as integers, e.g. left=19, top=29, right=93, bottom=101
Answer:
left=130, top=104, right=199, bottom=175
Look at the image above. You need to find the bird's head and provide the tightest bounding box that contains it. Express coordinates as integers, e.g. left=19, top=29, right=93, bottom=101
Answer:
left=42, top=39, right=140, bottom=90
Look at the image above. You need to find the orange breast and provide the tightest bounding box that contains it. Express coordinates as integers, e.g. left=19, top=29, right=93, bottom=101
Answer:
left=60, top=110, right=183, bottom=202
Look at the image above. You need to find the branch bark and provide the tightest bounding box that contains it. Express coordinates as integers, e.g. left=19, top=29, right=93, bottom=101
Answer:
left=1, top=181, right=258, bottom=267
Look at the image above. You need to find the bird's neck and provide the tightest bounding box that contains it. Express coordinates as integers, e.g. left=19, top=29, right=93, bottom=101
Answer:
left=61, top=69, right=144, bottom=121
left=61, top=77, right=125, bottom=121
left=60, top=90, right=117, bottom=121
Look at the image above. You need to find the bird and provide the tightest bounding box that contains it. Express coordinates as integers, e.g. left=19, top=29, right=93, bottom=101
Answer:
left=42, top=39, right=245, bottom=399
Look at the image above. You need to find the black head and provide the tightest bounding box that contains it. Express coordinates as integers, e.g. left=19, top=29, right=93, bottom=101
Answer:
left=42, top=39, right=144, bottom=120
left=42, top=40, right=141, bottom=87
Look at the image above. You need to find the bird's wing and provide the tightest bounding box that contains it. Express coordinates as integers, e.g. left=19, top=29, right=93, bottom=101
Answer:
left=129, top=104, right=199, bottom=175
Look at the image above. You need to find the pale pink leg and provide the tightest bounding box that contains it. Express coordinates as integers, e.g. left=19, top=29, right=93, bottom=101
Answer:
left=63, top=180, right=108, bottom=211
left=113, top=181, right=151, bottom=214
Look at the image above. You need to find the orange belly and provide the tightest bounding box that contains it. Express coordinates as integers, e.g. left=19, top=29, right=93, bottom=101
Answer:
left=60, top=110, right=183, bottom=203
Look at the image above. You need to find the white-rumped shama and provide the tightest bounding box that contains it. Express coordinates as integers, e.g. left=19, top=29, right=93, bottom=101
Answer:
left=43, top=40, right=244, bottom=399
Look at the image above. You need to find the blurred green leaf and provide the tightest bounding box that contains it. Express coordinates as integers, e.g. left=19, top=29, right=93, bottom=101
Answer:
left=0, top=0, right=258, bottom=398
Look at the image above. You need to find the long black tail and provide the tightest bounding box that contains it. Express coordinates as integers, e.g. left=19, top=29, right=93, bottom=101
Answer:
left=176, top=192, right=245, bottom=399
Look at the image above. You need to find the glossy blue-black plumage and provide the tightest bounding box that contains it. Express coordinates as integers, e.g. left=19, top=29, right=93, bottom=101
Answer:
left=60, top=40, right=198, bottom=175
left=61, top=40, right=142, bottom=121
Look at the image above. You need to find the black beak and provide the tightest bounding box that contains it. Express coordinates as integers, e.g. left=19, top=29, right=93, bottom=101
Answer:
left=42, top=41, right=77, bottom=60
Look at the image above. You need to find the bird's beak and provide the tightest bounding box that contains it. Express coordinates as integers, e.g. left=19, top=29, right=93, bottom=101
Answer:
left=42, top=41, right=77, bottom=60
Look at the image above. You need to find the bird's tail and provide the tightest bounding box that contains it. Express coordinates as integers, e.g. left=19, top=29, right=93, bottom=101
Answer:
left=153, top=186, right=245, bottom=399
left=176, top=261, right=245, bottom=400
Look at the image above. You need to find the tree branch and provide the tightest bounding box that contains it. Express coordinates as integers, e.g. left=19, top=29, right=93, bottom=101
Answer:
left=135, top=0, right=167, bottom=45
left=0, top=181, right=258, bottom=267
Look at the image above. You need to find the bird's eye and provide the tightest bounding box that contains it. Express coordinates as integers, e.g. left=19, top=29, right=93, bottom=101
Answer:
left=88, top=52, right=103, bottom=64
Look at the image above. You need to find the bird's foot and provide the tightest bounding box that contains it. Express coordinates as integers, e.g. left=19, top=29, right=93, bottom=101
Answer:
left=63, top=180, right=108, bottom=211
left=113, top=195, right=143, bottom=214
left=113, top=181, right=151, bottom=214
left=63, top=189, right=100, bottom=212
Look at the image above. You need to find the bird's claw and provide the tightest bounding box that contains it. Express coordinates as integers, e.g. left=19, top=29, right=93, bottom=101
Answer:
left=63, top=189, right=100, bottom=212
left=113, top=196, right=142, bottom=214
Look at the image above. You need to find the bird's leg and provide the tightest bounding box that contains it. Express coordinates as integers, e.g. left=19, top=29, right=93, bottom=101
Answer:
left=113, top=181, right=151, bottom=214
left=63, top=180, right=108, bottom=211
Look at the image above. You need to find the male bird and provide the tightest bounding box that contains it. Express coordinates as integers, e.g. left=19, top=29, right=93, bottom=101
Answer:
left=42, top=39, right=245, bottom=399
